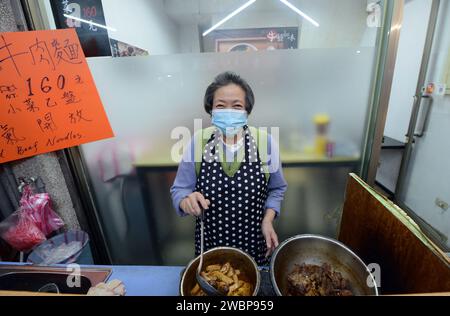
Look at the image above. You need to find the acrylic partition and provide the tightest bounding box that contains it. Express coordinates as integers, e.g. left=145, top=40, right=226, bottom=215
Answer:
left=84, top=48, right=375, bottom=154
left=81, top=46, right=377, bottom=265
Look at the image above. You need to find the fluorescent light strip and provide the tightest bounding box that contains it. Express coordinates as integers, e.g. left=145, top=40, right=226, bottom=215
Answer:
left=202, top=0, right=257, bottom=36
left=63, top=14, right=117, bottom=32
left=279, top=0, right=320, bottom=27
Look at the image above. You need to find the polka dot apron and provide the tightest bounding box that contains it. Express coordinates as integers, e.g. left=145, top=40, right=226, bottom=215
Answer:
left=194, top=126, right=269, bottom=265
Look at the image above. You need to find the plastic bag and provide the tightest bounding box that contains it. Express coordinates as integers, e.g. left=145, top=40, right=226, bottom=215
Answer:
left=36, top=241, right=83, bottom=265
left=0, top=184, right=65, bottom=252
left=0, top=211, right=46, bottom=252
left=19, top=185, right=64, bottom=237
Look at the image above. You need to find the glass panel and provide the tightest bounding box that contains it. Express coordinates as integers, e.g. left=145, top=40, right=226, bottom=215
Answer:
left=39, top=0, right=386, bottom=264
left=83, top=47, right=375, bottom=156
left=44, top=0, right=379, bottom=56
left=399, top=1, right=450, bottom=249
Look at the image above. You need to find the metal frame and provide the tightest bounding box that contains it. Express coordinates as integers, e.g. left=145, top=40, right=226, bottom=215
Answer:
left=361, top=0, right=404, bottom=184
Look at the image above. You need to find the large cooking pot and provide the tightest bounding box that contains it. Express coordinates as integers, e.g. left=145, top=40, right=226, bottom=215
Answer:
left=180, top=247, right=260, bottom=296
left=270, top=234, right=378, bottom=296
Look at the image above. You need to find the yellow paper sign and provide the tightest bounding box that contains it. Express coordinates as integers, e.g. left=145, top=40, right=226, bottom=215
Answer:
left=0, top=29, right=114, bottom=163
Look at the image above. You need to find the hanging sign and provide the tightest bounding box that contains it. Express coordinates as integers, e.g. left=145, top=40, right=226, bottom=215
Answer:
left=0, top=28, right=114, bottom=164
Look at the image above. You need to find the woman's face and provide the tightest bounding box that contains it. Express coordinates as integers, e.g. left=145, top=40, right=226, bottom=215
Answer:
left=212, top=84, right=246, bottom=112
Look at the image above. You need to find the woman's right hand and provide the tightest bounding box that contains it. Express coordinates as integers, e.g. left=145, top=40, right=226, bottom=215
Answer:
left=180, top=192, right=210, bottom=217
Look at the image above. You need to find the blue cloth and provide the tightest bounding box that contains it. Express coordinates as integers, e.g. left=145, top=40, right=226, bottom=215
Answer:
left=170, top=132, right=288, bottom=217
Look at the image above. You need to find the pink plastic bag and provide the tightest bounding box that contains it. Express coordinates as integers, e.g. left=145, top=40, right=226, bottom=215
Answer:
left=0, top=211, right=46, bottom=252
left=0, top=184, right=65, bottom=252
left=19, top=185, right=65, bottom=237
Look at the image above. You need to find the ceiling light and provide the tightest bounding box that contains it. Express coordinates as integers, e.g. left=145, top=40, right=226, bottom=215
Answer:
left=202, top=0, right=257, bottom=37
left=279, top=0, right=320, bottom=27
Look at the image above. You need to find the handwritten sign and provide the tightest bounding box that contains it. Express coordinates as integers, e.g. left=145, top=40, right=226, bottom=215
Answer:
left=0, top=28, right=114, bottom=164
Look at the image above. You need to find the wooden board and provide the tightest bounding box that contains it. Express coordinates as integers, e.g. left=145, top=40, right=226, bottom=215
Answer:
left=338, top=174, right=450, bottom=295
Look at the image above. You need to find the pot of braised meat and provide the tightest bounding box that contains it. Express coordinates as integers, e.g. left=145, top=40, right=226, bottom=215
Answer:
left=180, top=247, right=260, bottom=296
left=270, top=234, right=378, bottom=296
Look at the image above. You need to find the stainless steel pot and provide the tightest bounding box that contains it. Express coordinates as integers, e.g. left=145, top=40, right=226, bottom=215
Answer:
left=180, top=247, right=260, bottom=296
left=270, top=234, right=378, bottom=296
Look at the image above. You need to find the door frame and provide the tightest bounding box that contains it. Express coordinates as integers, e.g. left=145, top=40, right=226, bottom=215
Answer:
left=361, top=0, right=404, bottom=184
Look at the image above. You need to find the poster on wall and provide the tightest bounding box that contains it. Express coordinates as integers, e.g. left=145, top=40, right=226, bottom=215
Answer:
left=109, top=38, right=149, bottom=58
left=205, top=27, right=299, bottom=53
left=0, top=29, right=114, bottom=164
left=50, top=0, right=112, bottom=57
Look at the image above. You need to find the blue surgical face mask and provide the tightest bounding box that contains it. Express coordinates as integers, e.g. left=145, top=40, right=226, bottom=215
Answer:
left=211, top=109, right=248, bottom=136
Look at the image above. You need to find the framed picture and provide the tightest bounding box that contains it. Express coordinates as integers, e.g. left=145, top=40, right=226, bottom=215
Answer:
left=203, top=27, right=299, bottom=53
left=109, top=38, right=149, bottom=58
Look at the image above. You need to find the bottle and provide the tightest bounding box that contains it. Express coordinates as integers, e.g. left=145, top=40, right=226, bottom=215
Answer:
left=313, top=114, right=330, bottom=157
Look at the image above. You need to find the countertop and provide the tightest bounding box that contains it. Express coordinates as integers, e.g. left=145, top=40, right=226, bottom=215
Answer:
left=381, top=136, right=406, bottom=149
left=0, top=262, right=184, bottom=296
left=134, top=150, right=360, bottom=169
left=105, top=265, right=184, bottom=296
left=0, top=262, right=276, bottom=296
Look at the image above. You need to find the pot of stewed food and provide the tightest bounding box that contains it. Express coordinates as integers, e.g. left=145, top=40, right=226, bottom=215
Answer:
left=270, top=234, right=378, bottom=296
left=180, top=247, right=260, bottom=296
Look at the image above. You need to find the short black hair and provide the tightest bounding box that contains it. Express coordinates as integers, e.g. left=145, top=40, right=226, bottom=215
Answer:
left=204, top=71, right=255, bottom=115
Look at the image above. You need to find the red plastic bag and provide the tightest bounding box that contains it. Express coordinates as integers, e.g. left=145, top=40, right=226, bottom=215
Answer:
left=0, top=184, right=65, bottom=252
left=19, top=185, right=64, bottom=237
left=0, top=211, right=46, bottom=252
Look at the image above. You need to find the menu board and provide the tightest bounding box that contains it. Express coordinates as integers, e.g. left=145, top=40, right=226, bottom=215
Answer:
left=0, top=29, right=114, bottom=164
left=50, top=0, right=112, bottom=57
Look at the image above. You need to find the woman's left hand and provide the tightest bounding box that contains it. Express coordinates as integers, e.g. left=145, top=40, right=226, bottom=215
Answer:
left=262, top=209, right=279, bottom=258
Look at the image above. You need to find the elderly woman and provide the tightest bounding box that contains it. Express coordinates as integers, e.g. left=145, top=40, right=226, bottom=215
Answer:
left=170, top=71, right=287, bottom=265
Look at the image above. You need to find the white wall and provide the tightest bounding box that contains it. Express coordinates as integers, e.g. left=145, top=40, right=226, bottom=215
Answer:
left=178, top=23, right=201, bottom=54
left=402, top=0, right=450, bottom=247
left=294, top=0, right=370, bottom=49
left=102, top=0, right=179, bottom=54
left=383, top=0, right=432, bottom=142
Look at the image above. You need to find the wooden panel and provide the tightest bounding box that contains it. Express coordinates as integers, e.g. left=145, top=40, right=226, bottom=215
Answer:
left=339, top=174, right=450, bottom=294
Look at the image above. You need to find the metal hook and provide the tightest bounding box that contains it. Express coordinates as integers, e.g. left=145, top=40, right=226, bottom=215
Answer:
left=17, top=177, right=37, bottom=193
